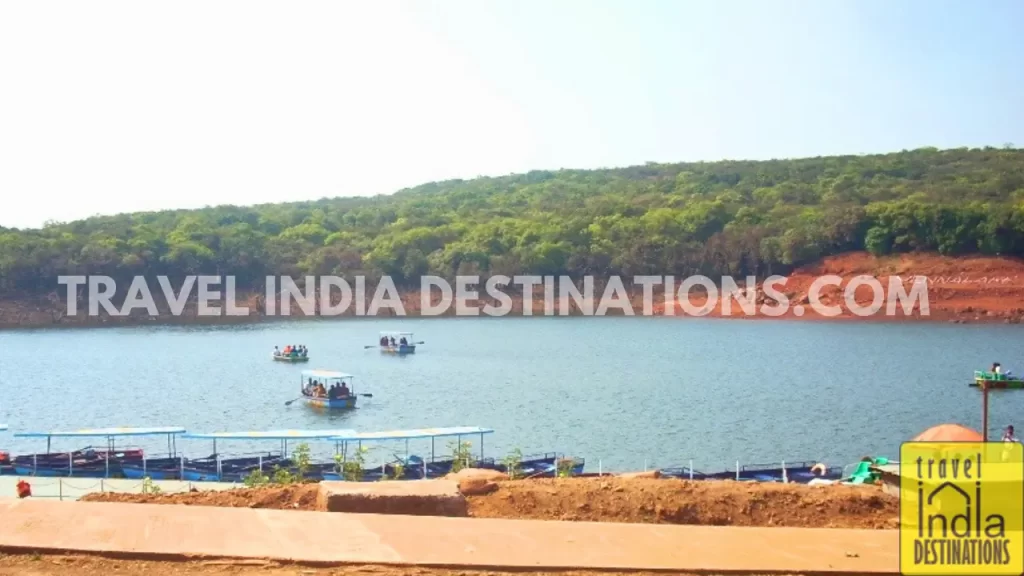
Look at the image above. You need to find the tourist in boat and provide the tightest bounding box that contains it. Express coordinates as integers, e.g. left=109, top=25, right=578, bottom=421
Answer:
left=389, top=336, right=396, bottom=346
left=283, top=345, right=292, bottom=355
left=1003, top=425, right=1018, bottom=442
left=992, top=362, right=1002, bottom=375
left=273, top=346, right=280, bottom=357
left=380, top=336, right=387, bottom=346
left=399, top=336, right=408, bottom=345
left=339, top=381, right=350, bottom=397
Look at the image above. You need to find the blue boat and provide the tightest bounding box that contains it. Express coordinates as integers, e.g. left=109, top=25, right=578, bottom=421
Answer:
left=0, top=424, right=11, bottom=476
left=179, top=429, right=357, bottom=482
left=659, top=460, right=844, bottom=483
left=298, top=370, right=361, bottom=410
left=325, top=427, right=585, bottom=480
left=12, top=426, right=185, bottom=478
left=379, top=331, right=417, bottom=355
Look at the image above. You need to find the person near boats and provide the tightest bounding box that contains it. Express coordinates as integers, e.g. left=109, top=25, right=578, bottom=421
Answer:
left=273, top=346, right=280, bottom=357
left=339, top=381, right=350, bottom=397
left=283, top=345, right=292, bottom=356
left=1003, top=425, right=1018, bottom=442
left=389, top=336, right=396, bottom=346
left=399, top=336, right=408, bottom=345
left=379, top=336, right=388, bottom=346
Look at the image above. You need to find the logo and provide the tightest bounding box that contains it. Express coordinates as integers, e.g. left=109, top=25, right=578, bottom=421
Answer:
left=900, top=441, right=1024, bottom=575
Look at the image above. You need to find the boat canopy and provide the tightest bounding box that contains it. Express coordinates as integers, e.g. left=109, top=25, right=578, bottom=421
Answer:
left=331, top=426, right=494, bottom=442
left=14, top=426, right=185, bottom=438
left=380, top=331, right=413, bottom=336
left=301, top=370, right=353, bottom=380
left=181, top=429, right=357, bottom=441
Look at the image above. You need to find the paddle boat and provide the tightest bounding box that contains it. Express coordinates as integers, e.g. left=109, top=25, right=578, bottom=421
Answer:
left=272, top=345, right=309, bottom=363
left=971, top=370, right=1024, bottom=389
left=292, top=369, right=366, bottom=410
left=659, top=459, right=844, bottom=483
left=11, top=427, right=184, bottom=478
left=378, top=331, right=417, bottom=355
left=179, top=429, right=357, bottom=482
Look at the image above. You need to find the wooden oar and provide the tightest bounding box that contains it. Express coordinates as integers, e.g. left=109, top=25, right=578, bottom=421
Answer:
left=284, top=397, right=303, bottom=406
left=359, top=393, right=373, bottom=398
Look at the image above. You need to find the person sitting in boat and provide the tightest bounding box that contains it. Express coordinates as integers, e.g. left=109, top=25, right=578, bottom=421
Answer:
left=380, top=336, right=388, bottom=346
left=339, top=381, right=350, bottom=397
left=283, top=345, right=292, bottom=355
left=301, top=345, right=308, bottom=357
left=389, top=336, right=396, bottom=346
left=399, top=336, right=407, bottom=345
left=274, top=346, right=280, bottom=357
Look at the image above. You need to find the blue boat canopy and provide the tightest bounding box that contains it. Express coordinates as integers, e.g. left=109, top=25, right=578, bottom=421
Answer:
left=181, top=429, right=357, bottom=441
left=14, top=426, right=185, bottom=438
left=331, top=426, right=494, bottom=442
left=300, top=370, right=353, bottom=379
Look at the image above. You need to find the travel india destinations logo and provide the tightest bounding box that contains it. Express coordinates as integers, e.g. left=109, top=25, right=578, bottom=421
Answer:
left=899, top=441, right=1023, bottom=575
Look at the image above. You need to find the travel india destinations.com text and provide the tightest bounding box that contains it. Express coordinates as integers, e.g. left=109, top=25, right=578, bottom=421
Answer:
left=56, top=273, right=930, bottom=318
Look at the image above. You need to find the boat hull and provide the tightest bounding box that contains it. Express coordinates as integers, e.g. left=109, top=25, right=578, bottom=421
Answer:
left=273, top=355, right=309, bottom=363
left=972, top=379, right=1024, bottom=389
left=303, top=395, right=357, bottom=409
left=380, top=344, right=415, bottom=355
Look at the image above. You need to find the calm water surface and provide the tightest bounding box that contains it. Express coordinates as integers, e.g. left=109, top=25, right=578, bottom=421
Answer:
left=2, top=318, right=1023, bottom=472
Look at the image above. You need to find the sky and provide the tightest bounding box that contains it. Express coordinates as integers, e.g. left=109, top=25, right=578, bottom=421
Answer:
left=1, top=0, right=1022, bottom=229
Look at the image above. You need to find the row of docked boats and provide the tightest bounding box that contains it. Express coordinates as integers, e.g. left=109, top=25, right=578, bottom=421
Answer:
left=0, top=425, right=847, bottom=485
left=0, top=426, right=582, bottom=482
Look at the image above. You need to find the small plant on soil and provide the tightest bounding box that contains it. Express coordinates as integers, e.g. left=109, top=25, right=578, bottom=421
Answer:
left=141, top=476, right=161, bottom=495
left=336, top=446, right=370, bottom=481
left=243, top=468, right=270, bottom=487
left=292, top=443, right=312, bottom=481
left=449, top=440, right=474, bottom=473
left=501, top=448, right=524, bottom=480
left=556, top=458, right=575, bottom=478
left=271, top=465, right=295, bottom=485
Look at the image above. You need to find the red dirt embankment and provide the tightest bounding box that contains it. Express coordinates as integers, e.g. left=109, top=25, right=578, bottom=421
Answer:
left=654, top=252, right=1024, bottom=323
left=80, top=477, right=898, bottom=529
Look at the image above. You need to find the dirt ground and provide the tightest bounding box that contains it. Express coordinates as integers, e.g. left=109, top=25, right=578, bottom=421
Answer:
left=80, top=477, right=898, bottom=529
left=653, top=251, right=1024, bottom=323
left=0, top=554, right=804, bottom=576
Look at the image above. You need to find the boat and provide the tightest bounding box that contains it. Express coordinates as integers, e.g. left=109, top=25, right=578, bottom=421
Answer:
left=325, top=427, right=585, bottom=480
left=297, top=369, right=362, bottom=410
left=179, top=429, right=357, bottom=481
left=659, top=460, right=844, bottom=483
left=0, top=424, right=10, bottom=476
left=272, top=347, right=310, bottom=362
left=11, top=427, right=185, bottom=478
left=378, top=331, right=417, bottom=355
left=971, top=370, right=1024, bottom=389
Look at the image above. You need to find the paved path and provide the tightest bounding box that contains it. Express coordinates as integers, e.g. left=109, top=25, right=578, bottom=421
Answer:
left=0, top=499, right=897, bottom=574
left=0, top=476, right=240, bottom=501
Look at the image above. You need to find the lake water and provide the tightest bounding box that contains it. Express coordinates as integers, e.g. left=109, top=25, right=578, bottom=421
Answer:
left=2, top=318, right=1023, bottom=473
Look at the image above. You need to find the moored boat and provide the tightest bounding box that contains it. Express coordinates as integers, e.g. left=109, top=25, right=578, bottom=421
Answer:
left=179, top=429, right=357, bottom=481
left=11, top=426, right=185, bottom=478
left=659, top=460, right=843, bottom=483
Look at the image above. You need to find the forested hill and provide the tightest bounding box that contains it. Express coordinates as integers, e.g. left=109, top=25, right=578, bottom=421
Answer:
left=3, top=146, right=1024, bottom=295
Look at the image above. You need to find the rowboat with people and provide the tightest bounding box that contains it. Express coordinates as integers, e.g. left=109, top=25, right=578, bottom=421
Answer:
left=285, top=369, right=370, bottom=410
left=376, top=331, right=418, bottom=355
left=272, top=344, right=309, bottom=362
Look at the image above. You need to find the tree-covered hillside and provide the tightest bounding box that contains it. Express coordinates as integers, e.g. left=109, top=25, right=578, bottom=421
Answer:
left=2, top=146, right=1024, bottom=294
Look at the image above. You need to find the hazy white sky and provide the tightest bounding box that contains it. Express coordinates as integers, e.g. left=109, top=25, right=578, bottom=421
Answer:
left=1, top=0, right=1022, bottom=229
